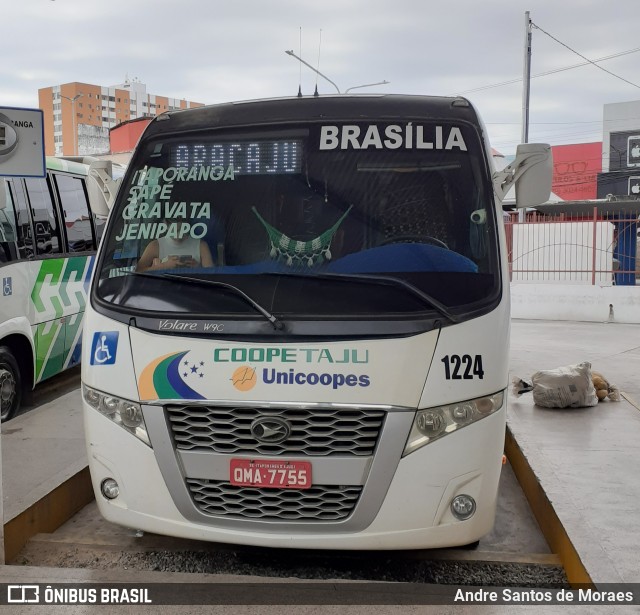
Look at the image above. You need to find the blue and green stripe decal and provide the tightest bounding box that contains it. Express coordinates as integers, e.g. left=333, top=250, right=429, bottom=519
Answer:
left=138, top=351, right=205, bottom=400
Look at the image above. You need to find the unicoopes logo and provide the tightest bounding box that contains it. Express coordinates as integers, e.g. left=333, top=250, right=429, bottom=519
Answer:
left=231, top=366, right=258, bottom=391
left=231, top=365, right=370, bottom=392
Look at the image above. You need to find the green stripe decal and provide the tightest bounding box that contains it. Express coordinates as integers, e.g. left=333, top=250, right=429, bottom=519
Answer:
left=35, top=321, right=65, bottom=381
left=152, top=355, right=181, bottom=399
left=31, top=259, right=64, bottom=316
left=30, top=256, right=94, bottom=382
left=61, top=257, right=88, bottom=309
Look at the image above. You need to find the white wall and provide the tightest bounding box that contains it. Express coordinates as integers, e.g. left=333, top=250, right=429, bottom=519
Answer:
left=511, top=284, right=640, bottom=323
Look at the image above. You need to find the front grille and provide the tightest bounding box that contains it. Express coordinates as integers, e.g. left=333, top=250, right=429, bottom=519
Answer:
left=166, top=405, right=385, bottom=456
left=186, top=479, right=362, bottom=521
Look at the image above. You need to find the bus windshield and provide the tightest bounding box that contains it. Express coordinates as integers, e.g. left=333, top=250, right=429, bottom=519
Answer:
left=96, top=120, right=499, bottom=322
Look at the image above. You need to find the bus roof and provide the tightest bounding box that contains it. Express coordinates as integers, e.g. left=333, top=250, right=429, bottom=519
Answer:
left=45, top=156, right=90, bottom=176
left=145, top=94, right=482, bottom=138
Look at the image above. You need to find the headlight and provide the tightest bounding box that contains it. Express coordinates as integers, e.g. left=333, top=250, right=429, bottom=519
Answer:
left=82, top=384, right=151, bottom=446
left=102, top=396, right=120, bottom=416
left=416, top=410, right=446, bottom=438
left=403, top=391, right=504, bottom=456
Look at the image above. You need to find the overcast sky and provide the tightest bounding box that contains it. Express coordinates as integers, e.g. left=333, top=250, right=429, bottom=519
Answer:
left=2, top=0, right=640, bottom=155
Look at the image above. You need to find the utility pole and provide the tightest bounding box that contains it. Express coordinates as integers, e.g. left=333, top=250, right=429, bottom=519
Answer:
left=521, top=11, right=532, bottom=144
left=519, top=11, right=532, bottom=221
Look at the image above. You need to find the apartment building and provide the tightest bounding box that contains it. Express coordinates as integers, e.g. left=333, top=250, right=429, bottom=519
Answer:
left=38, top=78, right=203, bottom=156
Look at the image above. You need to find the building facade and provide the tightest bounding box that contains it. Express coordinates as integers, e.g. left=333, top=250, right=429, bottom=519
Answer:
left=551, top=142, right=602, bottom=201
left=38, top=78, right=203, bottom=157
left=598, top=99, right=640, bottom=198
left=109, top=117, right=152, bottom=156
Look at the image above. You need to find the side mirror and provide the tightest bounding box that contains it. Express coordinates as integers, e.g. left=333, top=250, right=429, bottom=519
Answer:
left=492, top=143, right=552, bottom=207
left=514, top=143, right=553, bottom=208
left=87, top=160, right=121, bottom=216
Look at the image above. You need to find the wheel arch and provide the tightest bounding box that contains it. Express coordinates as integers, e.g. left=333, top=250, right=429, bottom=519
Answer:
left=0, top=333, right=35, bottom=396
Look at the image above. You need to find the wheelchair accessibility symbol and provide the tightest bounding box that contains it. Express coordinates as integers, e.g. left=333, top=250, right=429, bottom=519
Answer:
left=2, top=277, right=12, bottom=296
left=90, top=331, right=119, bottom=365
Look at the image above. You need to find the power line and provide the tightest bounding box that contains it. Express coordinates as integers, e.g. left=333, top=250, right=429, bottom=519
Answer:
left=492, top=131, right=603, bottom=150
left=531, top=22, right=640, bottom=90
left=485, top=121, right=601, bottom=126
left=486, top=116, right=640, bottom=126
left=455, top=46, right=640, bottom=95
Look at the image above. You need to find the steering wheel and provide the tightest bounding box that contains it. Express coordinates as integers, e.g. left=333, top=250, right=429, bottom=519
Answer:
left=380, top=235, right=449, bottom=250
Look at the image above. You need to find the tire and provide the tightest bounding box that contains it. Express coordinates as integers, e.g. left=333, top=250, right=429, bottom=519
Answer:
left=0, top=346, right=22, bottom=422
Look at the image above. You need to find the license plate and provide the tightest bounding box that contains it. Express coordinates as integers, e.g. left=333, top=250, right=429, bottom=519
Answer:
left=230, top=459, right=312, bottom=489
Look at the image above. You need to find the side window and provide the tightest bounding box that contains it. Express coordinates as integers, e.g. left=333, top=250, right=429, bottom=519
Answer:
left=0, top=180, right=18, bottom=263
left=2, top=179, right=33, bottom=260
left=25, top=177, right=62, bottom=255
left=54, top=173, right=96, bottom=252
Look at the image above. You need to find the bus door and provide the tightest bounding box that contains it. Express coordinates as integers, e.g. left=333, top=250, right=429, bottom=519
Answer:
left=53, top=172, right=97, bottom=368
left=23, top=176, right=67, bottom=381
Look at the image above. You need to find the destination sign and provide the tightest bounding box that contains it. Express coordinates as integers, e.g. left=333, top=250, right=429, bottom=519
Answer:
left=170, top=140, right=302, bottom=175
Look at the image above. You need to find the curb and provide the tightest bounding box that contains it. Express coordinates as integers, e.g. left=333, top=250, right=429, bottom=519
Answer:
left=3, top=467, right=94, bottom=563
left=504, top=426, right=593, bottom=588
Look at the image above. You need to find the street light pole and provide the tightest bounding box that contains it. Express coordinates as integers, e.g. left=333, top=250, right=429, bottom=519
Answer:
left=285, top=50, right=341, bottom=94
left=60, top=93, right=83, bottom=156
left=285, top=50, right=389, bottom=95
left=345, top=81, right=390, bottom=93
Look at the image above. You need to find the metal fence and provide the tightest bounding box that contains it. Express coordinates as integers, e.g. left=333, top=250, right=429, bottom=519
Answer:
left=504, top=207, right=639, bottom=286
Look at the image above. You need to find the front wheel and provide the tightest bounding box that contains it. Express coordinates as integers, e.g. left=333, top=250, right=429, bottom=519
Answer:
left=0, top=346, right=22, bottom=422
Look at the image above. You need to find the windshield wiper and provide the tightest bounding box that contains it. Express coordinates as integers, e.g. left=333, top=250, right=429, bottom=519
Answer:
left=264, top=271, right=459, bottom=323
left=126, top=271, right=285, bottom=330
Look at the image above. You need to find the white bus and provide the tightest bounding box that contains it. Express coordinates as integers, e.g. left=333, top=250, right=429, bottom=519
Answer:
left=82, top=95, right=551, bottom=549
left=0, top=157, right=121, bottom=421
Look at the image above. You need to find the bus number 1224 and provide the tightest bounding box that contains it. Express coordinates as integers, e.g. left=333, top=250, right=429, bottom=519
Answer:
left=441, top=354, right=485, bottom=380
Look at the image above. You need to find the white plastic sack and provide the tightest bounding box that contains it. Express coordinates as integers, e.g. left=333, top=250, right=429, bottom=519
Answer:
left=531, top=362, right=599, bottom=409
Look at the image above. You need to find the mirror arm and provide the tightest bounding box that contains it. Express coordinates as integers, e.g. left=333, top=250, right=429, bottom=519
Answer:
left=492, top=150, right=550, bottom=202
left=88, top=165, right=120, bottom=213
